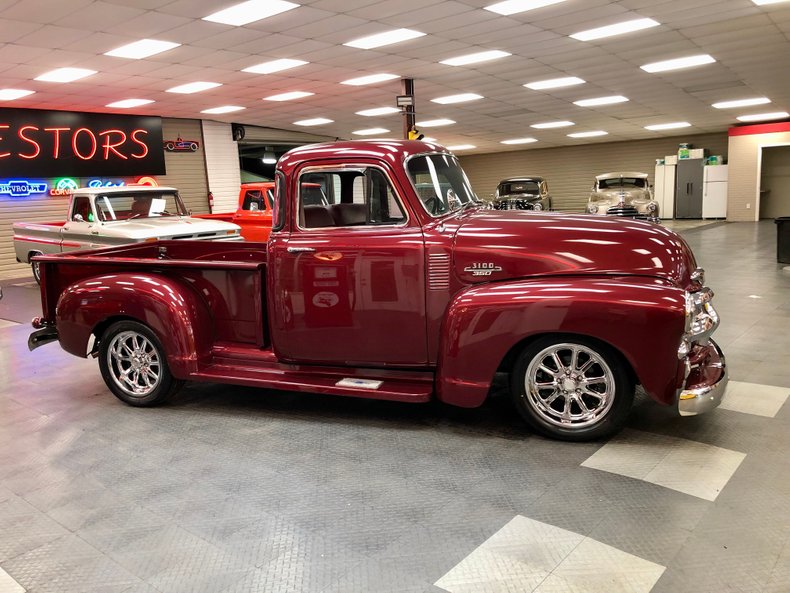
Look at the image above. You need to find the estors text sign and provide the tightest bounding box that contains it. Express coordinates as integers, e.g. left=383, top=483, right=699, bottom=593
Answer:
left=0, top=108, right=166, bottom=177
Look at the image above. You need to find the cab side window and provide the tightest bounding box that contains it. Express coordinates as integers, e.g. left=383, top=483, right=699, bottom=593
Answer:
left=241, top=190, right=266, bottom=212
left=299, top=168, right=406, bottom=229
left=71, top=197, right=93, bottom=222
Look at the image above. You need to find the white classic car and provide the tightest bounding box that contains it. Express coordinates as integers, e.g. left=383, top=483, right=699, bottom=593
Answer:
left=14, top=186, right=241, bottom=283
left=586, top=172, right=659, bottom=223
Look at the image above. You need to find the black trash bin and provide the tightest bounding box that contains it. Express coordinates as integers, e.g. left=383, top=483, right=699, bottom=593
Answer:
left=777, top=217, right=790, bottom=264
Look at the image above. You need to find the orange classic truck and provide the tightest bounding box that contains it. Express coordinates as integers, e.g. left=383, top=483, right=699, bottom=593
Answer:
left=196, top=182, right=275, bottom=242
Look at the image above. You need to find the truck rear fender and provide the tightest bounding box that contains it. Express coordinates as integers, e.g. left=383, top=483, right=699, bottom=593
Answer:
left=436, top=276, right=687, bottom=408
left=55, top=273, right=213, bottom=378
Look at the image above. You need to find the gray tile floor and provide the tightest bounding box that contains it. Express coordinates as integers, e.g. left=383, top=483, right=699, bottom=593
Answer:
left=1, top=220, right=789, bottom=593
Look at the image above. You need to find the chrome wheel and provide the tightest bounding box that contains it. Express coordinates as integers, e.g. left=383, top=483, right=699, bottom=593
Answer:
left=31, top=260, right=41, bottom=284
left=106, top=330, right=162, bottom=398
left=524, top=342, right=615, bottom=429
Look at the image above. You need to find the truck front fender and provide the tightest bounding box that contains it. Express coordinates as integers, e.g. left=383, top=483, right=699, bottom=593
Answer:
left=55, top=273, right=213, bottom=378
left=437, top=276, right=686, bottom=408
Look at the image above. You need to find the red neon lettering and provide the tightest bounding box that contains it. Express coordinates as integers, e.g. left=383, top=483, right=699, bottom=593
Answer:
left=18, top=125, right=41, bottom=159
left=130, top=129, right=149, bottom=159
left=99, top=129, right=128, bottom=160
left=0, top=124, right=9, bottom=158
left=72, top=127, right=97, bottom=160
left=44, top=127, right=69, bottom=158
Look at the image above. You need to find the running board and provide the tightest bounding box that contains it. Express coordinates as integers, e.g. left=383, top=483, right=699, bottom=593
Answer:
left=191, top=362, right=434, bottom=403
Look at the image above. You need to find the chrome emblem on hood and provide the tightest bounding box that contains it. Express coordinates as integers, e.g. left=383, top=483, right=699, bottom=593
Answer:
left=464, top=262, right=503, bottom=276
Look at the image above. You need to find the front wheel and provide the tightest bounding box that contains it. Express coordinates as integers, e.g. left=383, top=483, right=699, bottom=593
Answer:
left=98, top=321, right=184, bottom=406
left=30, top=253, right=42, bottom=284
left=510, top=336, right=634, bottom=441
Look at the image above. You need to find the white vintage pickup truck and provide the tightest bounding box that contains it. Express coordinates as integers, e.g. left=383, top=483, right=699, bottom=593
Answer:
left=14, top=186, right=242, bottom=282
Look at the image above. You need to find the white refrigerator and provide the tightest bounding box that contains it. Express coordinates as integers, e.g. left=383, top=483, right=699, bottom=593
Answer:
left=654, top=163, right=676, bottom=219
left=702, top=165, right=728, bottom=219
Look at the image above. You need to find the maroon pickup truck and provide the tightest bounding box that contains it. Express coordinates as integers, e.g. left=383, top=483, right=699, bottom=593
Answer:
left=27, top=140, right=726, bottom=441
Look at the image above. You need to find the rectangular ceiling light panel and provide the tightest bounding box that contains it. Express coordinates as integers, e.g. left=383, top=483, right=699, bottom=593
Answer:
left=568, top=130, right=608, bottom=138
left=574, top=95, right=628, bottom=107
left=641, top=54, right=716, bottom=73
left=712, top=97, right=771, bottom=109
left=341, top=73, right=399, bottom=86
left=485, top=0, right=566, bottom=15
left=0, top=89, right=34, bottom=100
left=416, top=119, right=455, bottom=127
left=353, top=128, right=390, bottom=135
left=105, top=39, right=180, bottom=59
left=736, top=111, right=789, bottom=122
left=201, top=105, right=245, bottom=114
left=203, top=0, right=298, bottom=26
left=243, top=58, right=307, bottom=74
left=431, top=93, right=483, bottom=104
left=294, top=118, right=333, bottom=126
left=531, top=120, right=574, bottom=128
left=106, top=98, right=153, bottom=108
left=571, top=18, right=660, bottom=41
left=501, top=137, right=538, bottom=144
left=645, top=122, right=691, bottom=130
left=264, top=91, right=314, bottom=101
left=35, top=67, right=96, bottom=82
left=345, top=28, right=425, bottom=49
left=440, top=50, right=511, bottom=66
left=167, top=81, right=221, bottom=94
left=525, top=76, right=585, bottom=90
left=356, top=106, right=400, bottom=116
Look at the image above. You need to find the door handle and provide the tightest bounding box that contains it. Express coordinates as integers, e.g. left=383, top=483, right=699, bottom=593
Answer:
left=287, top=246, right=315, bottom=253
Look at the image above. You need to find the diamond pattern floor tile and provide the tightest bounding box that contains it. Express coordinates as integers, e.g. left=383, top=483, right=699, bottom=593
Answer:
left=719, top=381, right=790, bottom=417
left=581, top=429, right=746, bottom=501
left=434, top=515, right=665, bottom=593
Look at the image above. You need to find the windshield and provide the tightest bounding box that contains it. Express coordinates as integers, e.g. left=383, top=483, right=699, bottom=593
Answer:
left=498, top=181, right=540, bottom=196
left=94, top=191, right=187, bottom=222
left=599, top=177, right=647, bottom=190
left=407, top=153, right=479, bottom=217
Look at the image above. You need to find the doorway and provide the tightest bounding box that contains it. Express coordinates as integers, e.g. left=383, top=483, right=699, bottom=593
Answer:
left=760, top=145, right=790, bottom=219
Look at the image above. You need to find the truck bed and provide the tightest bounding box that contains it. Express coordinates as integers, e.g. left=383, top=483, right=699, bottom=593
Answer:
left=35, top=240, right=270, bottom=347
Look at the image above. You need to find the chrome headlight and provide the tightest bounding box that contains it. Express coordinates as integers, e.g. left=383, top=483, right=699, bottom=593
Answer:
left=587, top=204, right=599, bottom=214
left=533, top=202, right=543, bottom=211
left=646, top=202, right=658, bottom=213
left=679, top=287, right=720, bottom=358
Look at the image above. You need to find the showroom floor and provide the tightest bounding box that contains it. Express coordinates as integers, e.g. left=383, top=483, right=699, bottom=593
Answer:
left=0, top=220, right=788, bottom=593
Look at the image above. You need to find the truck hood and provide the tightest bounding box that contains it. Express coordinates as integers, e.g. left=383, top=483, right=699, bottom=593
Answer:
left=452, top=210, right=696, bottom=288
left=100, top=216, right=240, bottom=240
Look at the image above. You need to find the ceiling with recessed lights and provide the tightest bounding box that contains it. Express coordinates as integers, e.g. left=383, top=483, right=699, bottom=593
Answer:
left=0, top=0, right=788, bottom=153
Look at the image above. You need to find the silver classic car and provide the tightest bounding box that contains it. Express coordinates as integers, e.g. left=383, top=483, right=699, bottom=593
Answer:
left=14, top=186, right=241, bottom=283
left=492, top=176, right=552, bottom=211
left=586, top=172, right=659, bottom=223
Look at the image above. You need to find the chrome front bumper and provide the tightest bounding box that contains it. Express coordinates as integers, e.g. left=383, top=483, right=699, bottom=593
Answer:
left=678, top=340, right=728, bottom=416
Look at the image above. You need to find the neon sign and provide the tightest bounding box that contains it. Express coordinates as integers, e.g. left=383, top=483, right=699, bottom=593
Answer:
left=49, top=177, right=79, bottom=196
left=87, top=179, right=125, bottom=188
left=134, top=176, right=158, bottom=187
left=0, top=180, right=48, bottom=197
left=0, top=108, right=164, bottom=177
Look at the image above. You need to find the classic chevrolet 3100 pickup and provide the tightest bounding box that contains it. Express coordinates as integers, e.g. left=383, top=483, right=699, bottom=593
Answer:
left=27, top=140, right=727, bottom=440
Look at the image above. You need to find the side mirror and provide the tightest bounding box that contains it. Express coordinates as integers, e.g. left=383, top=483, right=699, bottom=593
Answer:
left=73, top=214, right=84, bottom=222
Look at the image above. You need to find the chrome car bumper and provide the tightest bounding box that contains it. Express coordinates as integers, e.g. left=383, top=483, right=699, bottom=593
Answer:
left=678, top=340, right=728, bottom=416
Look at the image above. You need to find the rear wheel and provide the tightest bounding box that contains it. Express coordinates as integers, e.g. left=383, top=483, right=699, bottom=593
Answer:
left=510, top=335, right=633, bottom=441
left=98, top=321, right=184, bottom=406
left=29, top=252, right=42, bottom=284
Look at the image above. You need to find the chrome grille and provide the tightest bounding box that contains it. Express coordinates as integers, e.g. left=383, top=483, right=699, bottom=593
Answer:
left=493, top=199, right=536, bottom=211
left=606, top=205, right=642, bottom=218
left=427, top=252, right=451, bottom=290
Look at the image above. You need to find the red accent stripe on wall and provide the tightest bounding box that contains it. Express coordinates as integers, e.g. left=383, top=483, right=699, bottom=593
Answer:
left=729, top=122, right=790, bottom=137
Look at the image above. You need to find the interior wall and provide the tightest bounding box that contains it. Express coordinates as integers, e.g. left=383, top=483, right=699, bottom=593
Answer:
left=760, top=146, right=790, bottom=219
left=201, top=120, right=242, bottom=213
left=459, top=132, right=729, bottom=213
left=157, top=118, right=209, bottom=214
left=727, top=130, right=790, bottom=221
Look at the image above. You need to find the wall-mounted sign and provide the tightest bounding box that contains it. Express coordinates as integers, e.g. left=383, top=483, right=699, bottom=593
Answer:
left=0, top=179, right=48, bottom=197
left=163, top=136, right=199, bottom=152
left=0, top=108, right=165, bottom=177
left=87, top=179, right=125, bottom=188
left=49, top=177, right=79, bottom=196
left=134, top=176, right=159, bottom=187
